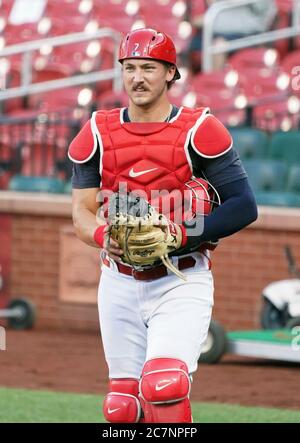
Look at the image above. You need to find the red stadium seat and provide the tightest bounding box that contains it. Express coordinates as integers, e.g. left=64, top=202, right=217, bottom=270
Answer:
left=16, top=142, right=68, bottom=178
left=4, top=23, right=46, bottom=45
left=237, top=67, right=290, bottom=103
left=45, top=0, right=93, bottom=19
left=32, top=62, right=73, bottom=83
left=140, top=0, right=186, bottom=18
left=281, top=49, right=300, bottom=81
left=4, top=109, right=40, bottom=119
left=253, top=96, right=300, bottom=132
left=0, top=66, right=24, bottom=112
left=214, top=109, right=247, bottom=127
left=191, top=69, right=240, bottom=93
left=276, top=0, right=294, bottom=14
left=28, top=86, right=94, bottom=112
left=229, top=47, right=280, bottom=72
left=272, top=8, right=291, bottom=58
left=97, top=90, right=128, bottom=110
left=182, top=90, right=247, bottom=127
left=190, top=0, right=207, bottom=22
left=93, top=0, right=140, bottom=19
left=0, top=140, right=14, bottom=190
left=47, top=16, right=89, bottom=36
left=168, top=81, right=189, bottom=107
left=0, top=0, right=13, bottom=16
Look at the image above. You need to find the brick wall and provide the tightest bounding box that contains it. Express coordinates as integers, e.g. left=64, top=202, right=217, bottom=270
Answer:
left=212, top=228, right=300, bottom=330
left=10, top=214, right=99, bottom=331
left=1, top=192, right=300, bottom=333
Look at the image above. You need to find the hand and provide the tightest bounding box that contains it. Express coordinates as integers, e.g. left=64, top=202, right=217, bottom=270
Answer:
left=102, top=226, right=124, bottom=262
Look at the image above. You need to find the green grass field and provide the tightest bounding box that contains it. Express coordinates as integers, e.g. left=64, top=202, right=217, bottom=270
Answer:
left=0, top=387, right=300, bottom=423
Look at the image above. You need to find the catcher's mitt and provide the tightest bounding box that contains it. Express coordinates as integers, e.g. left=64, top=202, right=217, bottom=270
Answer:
left=107, top=192, right=186, bottom=280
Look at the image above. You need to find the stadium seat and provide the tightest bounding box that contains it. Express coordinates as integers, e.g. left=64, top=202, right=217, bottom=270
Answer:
left=269, top=131, right=300, bottom=165
left=0, top=0, right=13, bottom=17
left=167, top=81, right=188, bottom=107
left=229, top=128, right=269, bottom=159
left=242, top=159, right=288, bottom=192
left=46, top=0, right=92, bottom=19
left=47, top=16, right=89, bottom=36
left=64, top=180, right=72, bottom=194
left=281, top=50, right=300, bottom=95
left=191, top=69, right=240, bottom=94
left=255, top=190, right=300, bottom=207
left=4, top=23, right=47, bottom=45
left=253, top=97, right=300, bottom=132
left=183, top=90, right=247, bottom=127
left=140, top=0, right=183, bottom=17
left=287, top=165, right=300, bottom=193
left=213, top=110, right=246, bottom=127
left=229, top=48, right=280, bottom=71
left=92, top=1, right=138, bottom=34
left=190, top=0, right=207, bottom=23
left=32, top=63, right=73, bottom=84
left=97, top=90, right=128, bottom=110
left=237, top=67, right=290, bottom=103
left=0, top=141, right=13, bottom=189
left=93, top=0, right=139, bottom=18
left=28, top=86, right=94, bottom=113
left=241, top=158, right=300, bottom=206
left=8, top=175, right=65, bottom=193
left=276, top=0, right=294, bottom=14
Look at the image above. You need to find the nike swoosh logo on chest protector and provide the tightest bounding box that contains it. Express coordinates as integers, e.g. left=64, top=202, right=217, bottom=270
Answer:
left=129, top=167, right=158, bottom=178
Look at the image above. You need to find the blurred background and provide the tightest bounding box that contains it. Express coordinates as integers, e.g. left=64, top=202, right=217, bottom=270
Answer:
left=0, top=0, right=300, bottom=330
left=0, top=0, right=300, bottom=422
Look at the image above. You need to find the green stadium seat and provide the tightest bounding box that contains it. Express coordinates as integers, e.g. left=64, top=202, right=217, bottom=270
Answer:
left=64, top=181, right=72, bottom=194
left=242, top=159, right=288, bottom=192
left=255, top=191, right=300, bottom=207
left=229, top=127, right=269, bottom=159
left=269, top=131, right=300, bottom=164
left=287, top=165, right=300, bottom=193
left=8, top=175, right=65, bottom=193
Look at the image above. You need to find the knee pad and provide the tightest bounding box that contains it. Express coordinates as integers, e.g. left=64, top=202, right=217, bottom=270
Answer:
left=103, top=379, right=141, bottom=423
left=139, top=358, right=192, bottom=423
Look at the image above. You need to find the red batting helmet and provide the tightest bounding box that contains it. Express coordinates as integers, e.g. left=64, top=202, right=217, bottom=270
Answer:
left=118, top=28, right=181, bottom=80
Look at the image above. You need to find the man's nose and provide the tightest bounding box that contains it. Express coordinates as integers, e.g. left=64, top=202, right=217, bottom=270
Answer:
left=133, top=70, right=144, bottom=83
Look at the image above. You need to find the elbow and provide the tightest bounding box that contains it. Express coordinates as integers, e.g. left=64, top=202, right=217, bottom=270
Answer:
left=246, top=193, right=258, bottom=226
left=252, top=202, right=258, bottom=223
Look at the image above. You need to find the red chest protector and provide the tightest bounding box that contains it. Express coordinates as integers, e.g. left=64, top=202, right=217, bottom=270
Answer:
left=95, top=107, right=205, bottom=195
left=69, top=106, right=232, bottom=219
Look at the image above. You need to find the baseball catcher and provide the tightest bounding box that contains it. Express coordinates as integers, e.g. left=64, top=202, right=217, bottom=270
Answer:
left=69, top=28, right=257, bottom=423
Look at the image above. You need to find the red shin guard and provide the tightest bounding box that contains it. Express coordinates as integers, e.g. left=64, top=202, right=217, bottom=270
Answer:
left=103, top=378, right=141, bottom=423
left=139, top=358, right=192, bottom=423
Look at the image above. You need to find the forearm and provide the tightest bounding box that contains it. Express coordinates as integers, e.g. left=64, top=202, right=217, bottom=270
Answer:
left=73, top=205, right=105, bottom=248
left=71, top=188, right=123, bottom=260
left=72, top=188, right=108, bottom=248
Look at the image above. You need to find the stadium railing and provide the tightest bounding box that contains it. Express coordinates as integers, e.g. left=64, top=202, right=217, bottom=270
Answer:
left=0, top=27, right=122, bottom=103
left=202, top=0, right=300, bottom=72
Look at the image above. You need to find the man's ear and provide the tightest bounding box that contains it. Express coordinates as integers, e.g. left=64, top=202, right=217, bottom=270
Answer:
left=167, top=65, right=176, bottom=82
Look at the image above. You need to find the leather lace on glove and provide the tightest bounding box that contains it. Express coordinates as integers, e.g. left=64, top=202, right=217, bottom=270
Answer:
left=107, top=192, right=186, bottom=280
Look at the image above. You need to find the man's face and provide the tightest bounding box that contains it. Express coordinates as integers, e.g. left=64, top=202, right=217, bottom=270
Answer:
left=122, top=59, right=175, bottom=107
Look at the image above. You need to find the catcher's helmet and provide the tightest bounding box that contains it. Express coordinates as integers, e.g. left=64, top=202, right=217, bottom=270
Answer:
left=118, top=28, right=181, bottom=81
left=184, top=177, right=221, bottom=219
